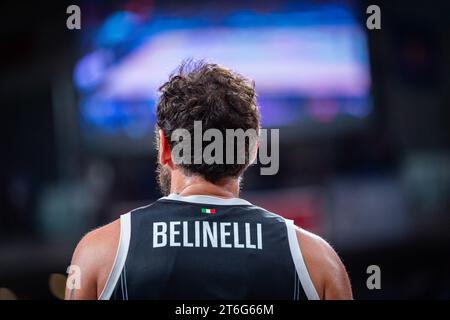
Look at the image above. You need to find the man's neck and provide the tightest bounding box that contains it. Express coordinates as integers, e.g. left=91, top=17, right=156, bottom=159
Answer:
left=170, top=171, right=240, bottom=199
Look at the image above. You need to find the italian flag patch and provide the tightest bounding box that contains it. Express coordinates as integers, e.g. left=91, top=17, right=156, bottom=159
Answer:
left=201, top=208, right=216, bottom=214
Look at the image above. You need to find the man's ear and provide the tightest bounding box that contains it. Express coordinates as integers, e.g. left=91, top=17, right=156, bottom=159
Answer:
left=158, top=129, right=175, bottom=168
left=249, top=137, right=259, bottom=165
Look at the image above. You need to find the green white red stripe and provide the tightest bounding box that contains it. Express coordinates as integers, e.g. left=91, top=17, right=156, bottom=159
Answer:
left=201, top=208, right=216, bottom=214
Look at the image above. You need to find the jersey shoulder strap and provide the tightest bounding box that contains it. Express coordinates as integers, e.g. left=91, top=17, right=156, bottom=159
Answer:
left=98, top=213, right=131, bottom=300
left=98, top=195, right=319, bottom=300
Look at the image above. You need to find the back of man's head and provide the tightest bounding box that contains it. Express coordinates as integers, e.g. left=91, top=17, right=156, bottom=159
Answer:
left=156, top=60, right=260, bottom=183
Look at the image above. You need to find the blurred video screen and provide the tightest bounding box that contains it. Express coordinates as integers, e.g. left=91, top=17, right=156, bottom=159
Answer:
left=74, top=1, right=371, bottom=153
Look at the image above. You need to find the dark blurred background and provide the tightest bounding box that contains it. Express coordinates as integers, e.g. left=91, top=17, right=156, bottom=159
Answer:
left=1, top=0, right=449, bottom=299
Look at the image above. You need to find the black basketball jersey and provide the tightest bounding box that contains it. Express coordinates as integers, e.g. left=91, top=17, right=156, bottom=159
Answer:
left=98, top=194, right=319, bottom=300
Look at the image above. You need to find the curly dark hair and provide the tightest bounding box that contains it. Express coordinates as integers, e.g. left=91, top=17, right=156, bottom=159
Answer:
left=156, top=60, right=260, bottom=183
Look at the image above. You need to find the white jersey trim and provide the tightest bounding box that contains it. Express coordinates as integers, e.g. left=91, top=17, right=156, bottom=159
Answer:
left=161, top=193, right=252, bottom=206
left=284, top=219, right=320, bottom=300
left=98, top=212, right=131, bottom=300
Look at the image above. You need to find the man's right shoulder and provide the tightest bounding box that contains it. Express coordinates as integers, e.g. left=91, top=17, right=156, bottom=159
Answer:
left=295, top=227, right=353, bottom=300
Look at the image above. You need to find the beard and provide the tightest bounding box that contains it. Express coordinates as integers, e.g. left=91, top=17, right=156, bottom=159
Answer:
left=156, top=163, right=172, bottom=196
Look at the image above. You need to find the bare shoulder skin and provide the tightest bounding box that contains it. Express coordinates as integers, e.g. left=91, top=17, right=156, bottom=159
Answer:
left=65, top=219, right=120, bottom=300
left=296, top=227, right=353, bottom=299
left=65, top=219, right=352, bottom=300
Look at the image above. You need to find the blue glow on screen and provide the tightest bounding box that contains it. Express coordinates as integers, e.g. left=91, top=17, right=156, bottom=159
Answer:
left=75, top=2, right=371, bottom=141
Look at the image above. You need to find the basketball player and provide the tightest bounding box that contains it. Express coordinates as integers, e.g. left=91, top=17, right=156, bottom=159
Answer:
left=65, top=61, right=352, bottom=300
